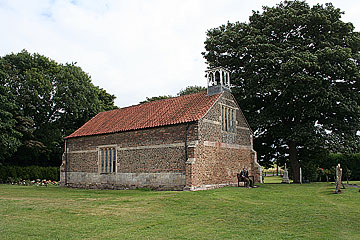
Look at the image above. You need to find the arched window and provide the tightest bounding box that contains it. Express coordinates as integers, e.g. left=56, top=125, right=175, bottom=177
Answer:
left=215, top=71, right=220, bottom=85
left=209, top=73, right=214, bottom=86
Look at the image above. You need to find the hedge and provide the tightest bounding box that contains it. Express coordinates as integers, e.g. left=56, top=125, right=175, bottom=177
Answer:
left=0, top=165, right=59, bottom=183
left=313, top=153, right=360, bottom=181
left=325, top=153, right=360, bottom=180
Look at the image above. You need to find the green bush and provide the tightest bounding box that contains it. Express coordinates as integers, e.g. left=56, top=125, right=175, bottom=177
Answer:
left=0, top=166, right=59, bottom=183
left=320, top=153, right=360, bottom=181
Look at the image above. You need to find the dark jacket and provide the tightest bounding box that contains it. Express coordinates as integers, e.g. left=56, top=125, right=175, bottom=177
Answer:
left=240, top=170, right=249, bottom=179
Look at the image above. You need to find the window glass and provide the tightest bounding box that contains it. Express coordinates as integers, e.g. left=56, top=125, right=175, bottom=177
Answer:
left=99, top=147, right=116, bottom=173
left=228, top=108, right=230, bottom=131
left=113, top=149, right=116, bottom=172
left=221, top=106, right=224, bottom=131
left=109, top=149, right=112, bottom=173
left=225, top=107, right=228, bottom=131
left=105, top=149, right=108, bottom=173
left=229, top=109, right=232, bottom=131
left=101, top=149, right=104, bottom=172
left=222, top=105, right=236, bottom=132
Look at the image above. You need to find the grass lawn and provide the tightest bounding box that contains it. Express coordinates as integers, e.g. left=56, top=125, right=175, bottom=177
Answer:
left=263, top=175, right=289, bottom=183
left=0, top=181, right=359, bottom=240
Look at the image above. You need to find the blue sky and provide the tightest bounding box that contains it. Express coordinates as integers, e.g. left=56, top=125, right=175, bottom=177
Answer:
left=1, top=0, right=359, bottom=107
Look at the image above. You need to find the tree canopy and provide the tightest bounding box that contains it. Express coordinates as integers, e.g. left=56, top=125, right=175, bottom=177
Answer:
left=140, top=95, right=173, bottom=104
left=140, top=85, right=206, bottom=103
left=0, top=50, right=117, bottom=166
left=202, top=0, right=360, bottom=181
left=177, top=86, right=206, bottom=96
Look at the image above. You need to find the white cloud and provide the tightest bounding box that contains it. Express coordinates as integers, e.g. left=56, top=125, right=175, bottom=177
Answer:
left=1, top=0, right=359, bottom=107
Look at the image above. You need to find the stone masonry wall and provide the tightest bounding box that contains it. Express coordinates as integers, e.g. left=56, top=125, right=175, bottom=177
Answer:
left=185, top=91, right=261, bottom=190
left=62, top=122, right=198, bottom=190
left=186, top=144, right=254, bottom=189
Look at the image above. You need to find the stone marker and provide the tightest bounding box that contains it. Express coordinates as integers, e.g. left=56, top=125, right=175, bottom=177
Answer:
left=282, top=163, right=290, bottom=184
left=335, top=163, right=342, bottom=194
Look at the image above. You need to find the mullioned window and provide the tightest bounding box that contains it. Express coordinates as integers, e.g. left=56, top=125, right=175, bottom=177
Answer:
left=99, top=147, right=116, bottom=173
left=221, top=105, right=236, bottom=132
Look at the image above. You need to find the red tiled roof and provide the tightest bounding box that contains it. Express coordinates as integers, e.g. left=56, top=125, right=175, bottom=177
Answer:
left=65, top=91, right=221, bottom=139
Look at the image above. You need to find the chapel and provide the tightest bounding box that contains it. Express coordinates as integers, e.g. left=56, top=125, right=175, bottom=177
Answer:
left=60, top=67, right=262, bottom=190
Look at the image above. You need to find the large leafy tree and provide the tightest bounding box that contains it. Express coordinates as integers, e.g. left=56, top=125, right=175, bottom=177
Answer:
left=140, top=85, right=206, bottom=103
left=0, top=82, right=21, bottom=164
left=0, top=50, right=117, bottom=166
left=177, top=86, right=206, bottom=96
left=140, top=95, right=173, bottom=104
left=202, top=0, right=360, bottom=181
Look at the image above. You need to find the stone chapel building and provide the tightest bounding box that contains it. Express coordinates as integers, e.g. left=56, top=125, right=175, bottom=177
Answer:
left=60, top=67, right=262, bottom=190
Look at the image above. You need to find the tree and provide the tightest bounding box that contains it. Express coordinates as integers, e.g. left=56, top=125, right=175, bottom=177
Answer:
left=140, top=86, right=206, bottom=104
left=177, top=86, right=206, bottom=96
left=202, top=0, right=360, bottom=182
left=0, top=83, right=21, bottom=164
left=0, top=50, right=117, bottom=166
left=140, top=95, right=172, bottom=104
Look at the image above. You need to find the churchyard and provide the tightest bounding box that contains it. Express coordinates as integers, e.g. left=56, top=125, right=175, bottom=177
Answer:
left=1, top=179, right=359, bottom=239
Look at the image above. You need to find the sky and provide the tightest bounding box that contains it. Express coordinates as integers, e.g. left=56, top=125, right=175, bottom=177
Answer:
left=1, top=0, right=359, bottom=108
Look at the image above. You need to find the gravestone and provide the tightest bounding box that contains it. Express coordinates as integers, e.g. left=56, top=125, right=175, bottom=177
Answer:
left=282, top=163, right=290, bottom=184
left=335, top=163, right=342, bottom=194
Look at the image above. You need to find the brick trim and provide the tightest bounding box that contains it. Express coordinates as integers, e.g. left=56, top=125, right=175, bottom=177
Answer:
left=117, top=143, right=184, bottom=151
left=67, top=141, right=200, bottom=154
left=202, top=119, right=221, bottom=126
left=236, top=126, right=251, bottom=130
left=67, top=150, right=97, bottom=154
left=117, top=141, right=198, bottom=151
left=203, top=141, right=251, bottom=149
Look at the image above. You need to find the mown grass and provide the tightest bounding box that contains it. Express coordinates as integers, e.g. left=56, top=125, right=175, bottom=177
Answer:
left=263, top=175, right=287, bottom=183
left=0, top=181, right=359, bottom=240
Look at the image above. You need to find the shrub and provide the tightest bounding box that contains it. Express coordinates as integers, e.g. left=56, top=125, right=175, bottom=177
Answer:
left=0, top=165, right=59, bottom=183
left=319, top=153, right=360, bottom=181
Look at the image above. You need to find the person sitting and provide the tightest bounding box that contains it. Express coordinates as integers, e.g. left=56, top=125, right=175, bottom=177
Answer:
left=239, top=168, right=254, bottom=188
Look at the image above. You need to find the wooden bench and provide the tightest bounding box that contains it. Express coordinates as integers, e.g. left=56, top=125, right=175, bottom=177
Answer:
left=237, top=173, right=254, bottom=187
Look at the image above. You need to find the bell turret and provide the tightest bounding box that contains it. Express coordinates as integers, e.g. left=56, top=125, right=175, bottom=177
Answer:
left=205, top=67, right=231, bottom=96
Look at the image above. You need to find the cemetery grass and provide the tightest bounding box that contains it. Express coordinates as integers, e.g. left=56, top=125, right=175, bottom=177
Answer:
left=0, top=182, right=359, bottom=240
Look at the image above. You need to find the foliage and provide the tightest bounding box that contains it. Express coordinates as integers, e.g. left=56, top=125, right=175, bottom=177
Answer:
left=177, top=85, right=206, bottom=96
left=202, top=0, right=360, bottom=182
left=0, top=84, right=21, bottom=163
left=319, top=153, right=360, bottom=180
left=140, top=85, right=206, bottom=103
left=0, top=50, right=117, bottom=166
left=0, top=183, right=359, bottom=239
left=0, top=165, right=59, bottom=183
left=139, top=95, right=172, bottom=104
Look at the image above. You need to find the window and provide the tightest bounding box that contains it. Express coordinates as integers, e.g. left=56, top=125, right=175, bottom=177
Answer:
left=221, top=105, right=236, bottom=132
left=99, top=147, right=116, bottom=173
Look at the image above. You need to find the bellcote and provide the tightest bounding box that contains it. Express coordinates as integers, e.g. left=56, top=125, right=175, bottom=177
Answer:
left=205, top=67, right=231, bottom=96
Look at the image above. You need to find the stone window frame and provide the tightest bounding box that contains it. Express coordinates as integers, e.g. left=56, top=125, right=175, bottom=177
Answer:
left=97, top=145, right=117, bottom=174
left=221, top=104, right=236, bottom=133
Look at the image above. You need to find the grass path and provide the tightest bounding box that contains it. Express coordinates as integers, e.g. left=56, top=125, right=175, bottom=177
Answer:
left=0, top=182, right=359, bottom=239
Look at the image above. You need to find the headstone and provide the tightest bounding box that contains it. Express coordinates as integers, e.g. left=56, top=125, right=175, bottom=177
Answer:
left=335, top=163, right=342, bottom=194
left=282, top=163, right=290, bottom=184
left=300, top=167, right=302, bottom=184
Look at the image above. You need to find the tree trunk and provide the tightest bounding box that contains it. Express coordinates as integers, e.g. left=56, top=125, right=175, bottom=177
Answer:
left=289, top=140, right=300, bottom=183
